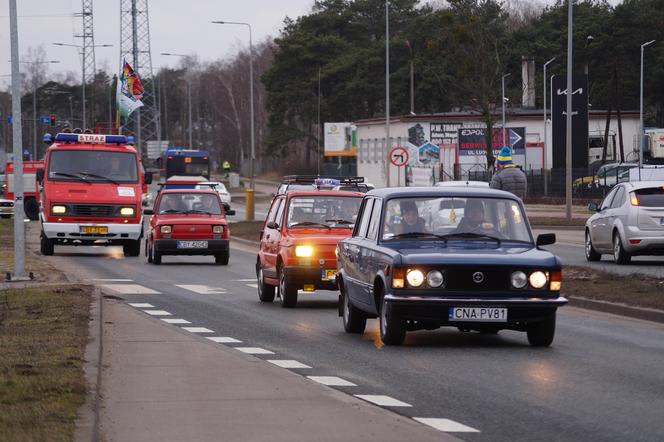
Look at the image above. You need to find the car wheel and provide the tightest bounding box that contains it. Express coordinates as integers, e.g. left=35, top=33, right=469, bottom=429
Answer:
left=257, top=266, right=275, bottom=302
left=526, top=312, right=557, bottom=347
left=613, top=232, right=631, bottom=265
left=278, top=267, right=298, bottom=308
left=342, top=284, right=366, bottom=334
left=24, top=198, right=39, bottom=221
left=379, top=293, right=405, bottom=346
left=147, top=240, right=153, bottom=263
left=40, top=233, right=54, bottom=256
left=585, top=230, right=601, bottom=261
left=123, top=240, right=141, bottom=257
left=153, top=251, right=162, bottom=265
left=215, top=251, right=229, bottom=265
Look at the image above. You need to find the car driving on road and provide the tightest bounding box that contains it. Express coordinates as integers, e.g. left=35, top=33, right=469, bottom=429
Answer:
left=256, top=181, right=363, bottom=308
left=336, top=187, right=566, bottom=346
left=145, top=189, right=231, bottom=265
left=585, top=181, right=664, bottom=264
left=195, top=181, right=232, bottom=212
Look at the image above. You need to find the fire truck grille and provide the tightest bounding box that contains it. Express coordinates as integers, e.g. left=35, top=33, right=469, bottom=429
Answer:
left=70, top=204, right=117, bottom=217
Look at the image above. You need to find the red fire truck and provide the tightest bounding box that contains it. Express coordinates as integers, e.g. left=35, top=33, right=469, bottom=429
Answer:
left=4, top=160, right=44, bottom=220
left=38, top=133, right=151, bottom=256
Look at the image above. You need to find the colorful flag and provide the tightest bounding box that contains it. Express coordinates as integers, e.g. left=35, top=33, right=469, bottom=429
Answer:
left=116, top=59, right=144, bottom=118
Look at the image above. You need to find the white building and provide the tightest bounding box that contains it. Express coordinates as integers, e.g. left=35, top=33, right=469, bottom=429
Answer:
left=354, top=110, right=640, bottom=188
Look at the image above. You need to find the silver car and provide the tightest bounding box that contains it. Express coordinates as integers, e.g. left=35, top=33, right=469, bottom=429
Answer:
left=585, top=181, right=664, bottom=264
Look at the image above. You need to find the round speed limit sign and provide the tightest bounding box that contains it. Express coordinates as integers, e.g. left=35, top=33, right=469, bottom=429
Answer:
left=389, top=147, right=409, bottom=167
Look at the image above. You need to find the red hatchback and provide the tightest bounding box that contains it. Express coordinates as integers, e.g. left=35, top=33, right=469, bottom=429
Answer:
left=145, top=189, right=230, bottom=265
left=257, top=189, right=363, bottom=307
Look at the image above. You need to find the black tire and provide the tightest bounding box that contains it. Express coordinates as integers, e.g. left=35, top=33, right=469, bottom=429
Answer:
left=527, top=312, right=557, bottom=347
left=147, top=240, right=153, bottom=263
left=24, top=198, right=39, bottom=221
left=215, top=251, right=230, bottom=265
left=379, top=292, right=406, bottom=345
left=123, top=240, right=141, bottom=257
left=40, top=233, right=54, bottom=256
left=153, top=251, right=162, bottom=265
left=1, top=214, right=10, bottom=219
left=342, top=283, right=366, bottom=334
left=585, top=230, right=601, bottom=262
left=257, top=265, right=275, bottom=302
left=278, top=267, right=298, bottom=308
left=613, top=232, right=631, bottom=265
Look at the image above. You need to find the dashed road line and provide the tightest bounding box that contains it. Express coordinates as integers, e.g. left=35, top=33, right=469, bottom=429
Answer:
left=93, top=278, right=133, bottom=282
left=176, top=284, right=226, bottom=295
left=181, top=327, right=215, bottom=333
left=102, top=284, right=160, bottom=295
left=245, top=283, right=258, bottom=289
left=413, top=418, right=480, bottom=433
left=267, top=359, right=311, bottom=369
left=207, top=337, right=242, bottom=343
left=234, top=279, right=256, bottom=282
left=307, top=376, right=357, bottom=387
left=235, top=347, right=275, bottom=355
left=128, top=303, right=154, bottom=308
left=354, top=395, right=412, bottom=407
left=143, top=310, right=172, bottom=316
left=161, top=318, right=191, bottom=324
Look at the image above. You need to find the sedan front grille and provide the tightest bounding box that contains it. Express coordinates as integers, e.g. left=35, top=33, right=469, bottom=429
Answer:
left=445, top=267, right=511, bottom=291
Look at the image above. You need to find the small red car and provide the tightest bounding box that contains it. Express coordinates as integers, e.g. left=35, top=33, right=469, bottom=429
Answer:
left=145, top=189, right=230, bottom=265
left=257, top=184, right=363, bottom=308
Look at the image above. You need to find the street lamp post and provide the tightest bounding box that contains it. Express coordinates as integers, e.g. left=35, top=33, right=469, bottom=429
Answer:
left=501, top=73, right=511, bottom=148
left=160, top=53, right=193, bottom=149
left=543, top=57, right=555, bottom=197
left=385, top=0, right=391, bottom=187
left=211, top=21, right=255, bottom=191
left=20, top=60, right=60, bottom=159
left=565, top=0, right=574, bottom=222
left=639, top=39, right=656, bottom=171
left=52, top=42, right=112, bottom=129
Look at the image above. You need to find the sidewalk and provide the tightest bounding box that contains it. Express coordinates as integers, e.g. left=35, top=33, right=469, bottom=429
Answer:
left=97, top=298, right=455, bottom=442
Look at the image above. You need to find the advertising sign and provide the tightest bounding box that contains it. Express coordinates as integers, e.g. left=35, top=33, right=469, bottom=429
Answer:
left=551, top=74, right=589, bottom=170
left=324, top=122, right=356, bottom=157
left=457, top=127, right=525, bottom=157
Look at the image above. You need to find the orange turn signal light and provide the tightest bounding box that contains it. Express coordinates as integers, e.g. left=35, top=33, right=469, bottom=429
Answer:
left=550, top=270, right=562, bottom=291
left=392, top=268, right=405, bottom=289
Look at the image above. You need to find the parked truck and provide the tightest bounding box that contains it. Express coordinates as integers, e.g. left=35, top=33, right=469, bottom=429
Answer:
left=643, top=129, right=664, bottom=164
left=4, top=160, right=44, bottom=220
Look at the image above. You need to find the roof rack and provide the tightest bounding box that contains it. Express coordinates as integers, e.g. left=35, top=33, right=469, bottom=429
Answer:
left=281, top=175, right=364, bottom=185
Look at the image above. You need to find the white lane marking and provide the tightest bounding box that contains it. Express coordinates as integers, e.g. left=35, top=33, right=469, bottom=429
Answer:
left=235, top=347, right=275, bottom=355
left=234, top=279, right=256, bottom=282
left=307, top=376, right=356, bottom=387
left=267, top=360, right=311, bottom=369
left=413, top=418, right=480, bottom=433
left=93, top=278, right=133, bottom=282
left=354, top=395, right=412, bottom=407
left=207, top=337, right=242, bottom=344
left=175, top=284, right=226, bottom=295
left=128, top=303, right=154, bottom=308
left=143, top=310, right=171, bottom=316
left=161, top=318, right=191, bottom=324
left=181, top=327, right=215, bottom=333
left=246, top=283, right=258, bottom=289
left=101, top=284, right=160, bottom=295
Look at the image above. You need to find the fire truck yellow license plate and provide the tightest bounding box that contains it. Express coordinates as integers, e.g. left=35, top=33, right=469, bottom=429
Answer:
left=80, top=226, right=108, bottom=234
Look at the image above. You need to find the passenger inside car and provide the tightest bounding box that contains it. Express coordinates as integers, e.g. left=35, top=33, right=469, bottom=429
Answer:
left=338, top=199, right=359, bottom=222
left=195, top=194, right=222, bottom=214
left=159, top=194, right=184, bottom=213
left=455, top=199, right=498, bottom=235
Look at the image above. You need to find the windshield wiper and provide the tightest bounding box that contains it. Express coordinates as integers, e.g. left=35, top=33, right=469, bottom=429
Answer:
left=391, top=232, right=448, bottom=241
left=80, top=172, right=120, bottom=185
left=185, top=209, right=212, bottom=215
left=440, top=232, right=502, bottom=243
left=160, top=209, right=183, bottom=214
left=325, top=219, right=354, bottom=225
left=51, top=171, right=92, bottom=184
left=290, top=221, right=331, bottom=230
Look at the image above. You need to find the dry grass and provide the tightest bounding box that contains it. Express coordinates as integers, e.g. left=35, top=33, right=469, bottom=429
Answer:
left=529, top=217, right=586, bottom=227
left=230, top=221, right=264, bottom=243
left=0, top=284, right=92, bottom=441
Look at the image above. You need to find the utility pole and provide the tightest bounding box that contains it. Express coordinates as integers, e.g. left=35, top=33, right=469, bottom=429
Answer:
left=565, top=0, right=573, bottom=222
left=131, top=0, right=141, bottom=154
left=385, top=0, right=391, bottom=187
left=9, top=0, right=26, bottom=280
left=502, top=73, right=511, bottom=147
left=543, top=57, right=555, bottom=197
left=317, top=67, right=321, bottom=176
left=639, top=39, right=656, bottom=172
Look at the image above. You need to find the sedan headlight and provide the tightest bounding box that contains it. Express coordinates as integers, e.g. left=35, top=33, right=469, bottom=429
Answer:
left=426, top=270, right=444, bottom=288
left=160, top=225, right=172, bottom=234
left=120, top=207, right=135, bottom=216
left=295, top=245, right=313, bottom=257
left=52, top=205, right=66, bottom=214
left=213, top=225, right=224, bottom=234
left=511, top=271, right=528, bottom=289
left=529, top=271, right=548, bottom=289
left=406, top=269, right=424, bottom=287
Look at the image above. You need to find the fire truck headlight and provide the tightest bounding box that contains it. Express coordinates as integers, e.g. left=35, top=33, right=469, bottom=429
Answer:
left=120, top=207, right=135, bottom=216
left=52, top=205, right=67, bottom=214
left=160, top=225, right=172, bottom=234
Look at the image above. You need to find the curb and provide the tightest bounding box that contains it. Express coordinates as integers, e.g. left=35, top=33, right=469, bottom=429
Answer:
left=569, top=296, right=664, bottom=324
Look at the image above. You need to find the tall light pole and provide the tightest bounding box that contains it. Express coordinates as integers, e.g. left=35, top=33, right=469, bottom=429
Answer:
left=212, top=20, right=255, bottom=190
left=317, top=67, right=322, bottom=176
left=543, top=57, right=555, bottom=196
left=20, top=60, right=60, bottom=159
left=501, top=73, right=511, bottom=148
left=406, top=40, right=414, bottom=115
left=160, top=53, right=193, bottom=149
left=639, top=39, right=656, bottom=170
left=565, top=0, right=574, bottom=222
left=53, top=42, right=112, bottom=129
left=385, top=0, right=391, bottom=187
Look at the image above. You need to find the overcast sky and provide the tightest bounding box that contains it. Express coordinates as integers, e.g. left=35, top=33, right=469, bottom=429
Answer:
left=1, top=0, right=621, bottom=88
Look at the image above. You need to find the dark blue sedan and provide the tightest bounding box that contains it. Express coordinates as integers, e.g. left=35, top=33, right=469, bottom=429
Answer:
left=336, top=187, right=567, bottom=346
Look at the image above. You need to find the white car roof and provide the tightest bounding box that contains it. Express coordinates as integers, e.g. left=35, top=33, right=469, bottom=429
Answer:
left=435, top=180, right=489, bottom=188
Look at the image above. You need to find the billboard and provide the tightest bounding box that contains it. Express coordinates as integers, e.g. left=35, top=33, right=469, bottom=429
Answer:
left=324, top=122, right=356, bottom=157
left=551, top=74, right=589, bottom=170
left=457, top=127, right=525, bottom=157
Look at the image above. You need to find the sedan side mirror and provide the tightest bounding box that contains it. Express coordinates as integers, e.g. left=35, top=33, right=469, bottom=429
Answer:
left=144, top=171, right=153, bottom=185
left=536, top=233, right=556, bottom=247
left=266, top=221, right=278, bottom=230
left=143, top=208, right=154, bottom=215
left=36, top=169, right=44, bottom=185
left=588, top=202, right=599, bottom=212
left=226, top=209, right=236, bottom=216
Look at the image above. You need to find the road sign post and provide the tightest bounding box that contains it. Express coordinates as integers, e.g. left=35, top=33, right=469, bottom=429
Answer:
left=389, top=147, right=409, bottom=187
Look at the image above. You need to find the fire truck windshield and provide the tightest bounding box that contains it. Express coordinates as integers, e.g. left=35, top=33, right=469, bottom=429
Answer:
left=48, top=150, right=138, bottom=184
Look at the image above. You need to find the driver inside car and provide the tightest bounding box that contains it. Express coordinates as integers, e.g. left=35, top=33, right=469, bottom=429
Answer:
left=396, top=200, right=426, bottom=235
left=159, top=195, right=183, bottom=214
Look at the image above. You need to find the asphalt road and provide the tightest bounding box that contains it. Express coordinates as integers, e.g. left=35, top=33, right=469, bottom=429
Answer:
left=47, top=240, right=664, bottom=442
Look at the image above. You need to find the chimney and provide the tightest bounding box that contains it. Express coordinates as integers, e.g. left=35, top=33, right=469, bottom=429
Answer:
left=521, top=56, right=536, bottom=108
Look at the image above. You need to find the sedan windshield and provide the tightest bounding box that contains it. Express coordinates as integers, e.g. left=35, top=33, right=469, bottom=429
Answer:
left=158, top=193, right=222, bottom=215
left=382, top=196, right=532, bottom=242
left=49, top=150, right=138, bottom=184
left=287, top=196, right=362, bottom=228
